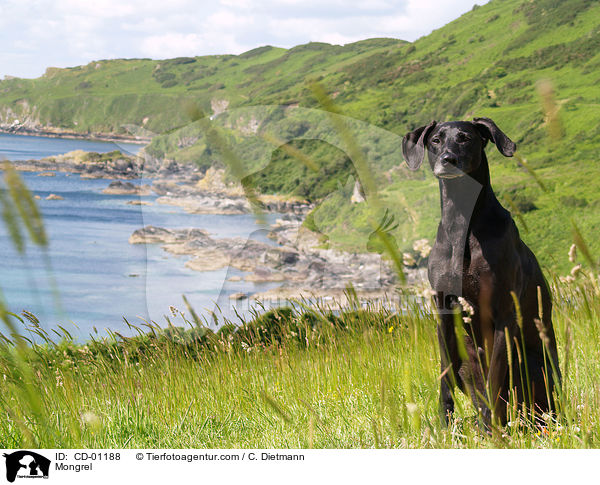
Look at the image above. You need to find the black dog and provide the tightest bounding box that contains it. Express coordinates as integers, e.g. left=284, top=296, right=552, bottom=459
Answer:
left=402, top=117, right=561, bottom=426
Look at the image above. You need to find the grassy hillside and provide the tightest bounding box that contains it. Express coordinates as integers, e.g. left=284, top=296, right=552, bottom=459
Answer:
left=1, top=0, right=599, bottom=272
left=0, top=38, right=406, bottom=135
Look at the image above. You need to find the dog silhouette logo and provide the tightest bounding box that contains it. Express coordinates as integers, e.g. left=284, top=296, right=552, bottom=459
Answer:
left=3, top=451, right=51, bottom=482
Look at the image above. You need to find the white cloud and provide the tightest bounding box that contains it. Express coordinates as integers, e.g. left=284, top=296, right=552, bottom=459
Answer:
left=0, top=0, right=489, bottom=78
left=206, top=10, right=254, bottom=29
left=56, top=0, right=137, bottom=19
left=140, top=33, right=206, bottom=58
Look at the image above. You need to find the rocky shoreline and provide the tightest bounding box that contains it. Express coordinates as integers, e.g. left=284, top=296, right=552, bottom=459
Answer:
left=7, top=151, right=311, bottom=215
left=8, top=149, right=428, bottom=302
left=129, top=216, right=427, bottom=303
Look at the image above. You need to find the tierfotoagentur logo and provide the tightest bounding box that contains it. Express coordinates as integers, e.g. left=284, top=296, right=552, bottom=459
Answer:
left=3, top=451, right=51, bottom=482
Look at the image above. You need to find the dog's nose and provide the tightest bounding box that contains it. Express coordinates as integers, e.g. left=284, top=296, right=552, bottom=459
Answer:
left=441, top=154, right=458, bottom=166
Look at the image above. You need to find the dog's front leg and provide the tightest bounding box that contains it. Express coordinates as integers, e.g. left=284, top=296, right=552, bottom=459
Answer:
left=437, top=309, right=461, bottom=425
left=485, top=323, right=512, bottom=426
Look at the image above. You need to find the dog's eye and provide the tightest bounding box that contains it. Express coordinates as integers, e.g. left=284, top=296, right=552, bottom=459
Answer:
left=431, top=137, right=441, bottom=144
left=457, top=133, right=470, bottom=142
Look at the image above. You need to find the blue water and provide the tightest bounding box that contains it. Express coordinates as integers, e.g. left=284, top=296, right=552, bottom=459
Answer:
left=0, top=134, right=281, bottom=339
left=0, top=132, right=143, bottom=160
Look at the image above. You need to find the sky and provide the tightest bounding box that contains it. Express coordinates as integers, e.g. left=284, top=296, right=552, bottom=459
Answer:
left=0, top=0, right=489, bottom=79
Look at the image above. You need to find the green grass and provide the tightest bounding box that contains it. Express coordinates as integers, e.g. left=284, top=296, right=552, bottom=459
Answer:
left=1, top=264, right=599, bottom=448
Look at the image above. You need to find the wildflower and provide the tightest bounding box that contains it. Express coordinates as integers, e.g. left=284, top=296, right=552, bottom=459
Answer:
left=568, top=244, right=577, bottom=263
left=457, top=297, right=474, bottom=315
left=388, top=326, right=394, bottom=333
left=403, top=252, right=416, bottom=267
left=570, top=264, right=582, bottom=278
left=413, top=239, right=432, bottom=258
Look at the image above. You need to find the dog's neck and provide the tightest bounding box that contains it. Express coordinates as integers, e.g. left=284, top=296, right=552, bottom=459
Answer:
left=438, top=152, right=500, bottom=238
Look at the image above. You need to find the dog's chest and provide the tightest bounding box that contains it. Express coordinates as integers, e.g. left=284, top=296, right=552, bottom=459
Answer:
left=428, top=231, right=492, bottom=298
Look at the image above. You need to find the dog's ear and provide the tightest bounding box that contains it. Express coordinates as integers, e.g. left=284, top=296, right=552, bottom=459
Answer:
left=402, top=121, right=437, bottom=170
left=472, top=117, right=516, bottom=157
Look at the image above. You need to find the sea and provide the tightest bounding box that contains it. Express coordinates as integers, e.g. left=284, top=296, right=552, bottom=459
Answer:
left=0, top=132, right=281, bottom=340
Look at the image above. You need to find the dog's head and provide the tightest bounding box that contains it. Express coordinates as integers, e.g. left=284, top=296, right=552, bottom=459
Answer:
left=402, top=117, right=516, bottom=179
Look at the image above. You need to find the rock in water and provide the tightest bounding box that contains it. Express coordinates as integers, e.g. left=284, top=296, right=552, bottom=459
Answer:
left=102, top=181, right=151, bottom=195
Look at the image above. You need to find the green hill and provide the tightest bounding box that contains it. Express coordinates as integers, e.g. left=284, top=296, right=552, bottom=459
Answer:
left=1, top=0, right=599, bottom=273
left=0, top=38, right=406, bottom=135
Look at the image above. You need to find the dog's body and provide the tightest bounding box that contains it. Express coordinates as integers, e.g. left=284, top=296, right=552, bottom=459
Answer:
left=403, top=118, right=561, bottom=426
